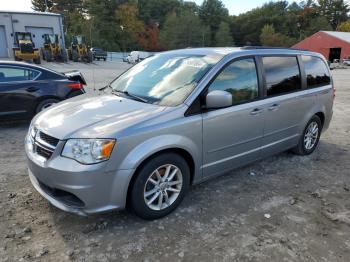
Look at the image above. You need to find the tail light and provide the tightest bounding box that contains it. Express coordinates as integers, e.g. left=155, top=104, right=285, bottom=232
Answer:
left=66, top=82, right=83, bottom=89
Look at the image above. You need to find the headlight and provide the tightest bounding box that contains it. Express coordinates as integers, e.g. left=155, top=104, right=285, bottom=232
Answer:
left=28, top=123, right=37, bottom=138
left=61, top=139, right=116, bottom=164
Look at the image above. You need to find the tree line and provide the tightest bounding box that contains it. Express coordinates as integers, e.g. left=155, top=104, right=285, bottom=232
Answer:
left=31, top=0, right=350, bottom=51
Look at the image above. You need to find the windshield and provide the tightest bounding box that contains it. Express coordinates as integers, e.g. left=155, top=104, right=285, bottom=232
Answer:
left=48, top=34, right=56, bottom=43
left=110, top=53, right=221, bottom=106
left=17, top=33, right=31, bottom=41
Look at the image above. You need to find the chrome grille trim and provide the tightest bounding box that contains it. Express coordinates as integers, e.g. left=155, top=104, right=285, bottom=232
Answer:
left=29, top=128, right=59, bottom=160
left=35, top=133, right=56, bottom=150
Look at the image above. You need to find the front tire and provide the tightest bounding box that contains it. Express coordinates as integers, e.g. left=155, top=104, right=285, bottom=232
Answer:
left=292, top=115, right=322, bottom=155
left=130, top=153, right=190, bottom=220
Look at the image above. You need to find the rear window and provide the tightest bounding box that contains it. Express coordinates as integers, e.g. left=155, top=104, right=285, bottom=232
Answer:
left=263, top=56, right=301, bottom=97
left=302, top=56, right=331, bottom=88
left=0, top=67, right=40, bottom=82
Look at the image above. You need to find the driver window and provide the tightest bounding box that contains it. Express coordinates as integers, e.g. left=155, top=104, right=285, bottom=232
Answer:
left=208, top=58, right=259, bottom=105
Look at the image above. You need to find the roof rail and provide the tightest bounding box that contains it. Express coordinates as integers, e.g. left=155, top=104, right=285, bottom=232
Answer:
left=241, top=46, right=308, bottom=51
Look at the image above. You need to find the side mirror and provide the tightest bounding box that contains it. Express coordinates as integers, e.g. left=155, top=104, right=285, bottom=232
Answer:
left=206, top=90, right=232, bottom=109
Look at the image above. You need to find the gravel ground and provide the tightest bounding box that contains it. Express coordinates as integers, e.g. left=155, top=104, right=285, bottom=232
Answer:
left=0, top=62, right=350, bottom=262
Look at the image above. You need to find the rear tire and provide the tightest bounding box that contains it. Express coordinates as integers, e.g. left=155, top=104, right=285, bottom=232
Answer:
left=36, top=99, right=59, bottom=113
left=292, top=115, right=322, bottom=155
left=130, top=153, right=190, bottom=220
left=87, top=52, right=93, bottom=63
left=45, top=50, right=52, bottom=62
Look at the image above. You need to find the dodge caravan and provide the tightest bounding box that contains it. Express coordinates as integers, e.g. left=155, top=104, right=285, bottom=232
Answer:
left=25, top=47, right=333, bottom=219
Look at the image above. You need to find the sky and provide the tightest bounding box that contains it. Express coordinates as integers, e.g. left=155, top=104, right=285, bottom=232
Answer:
left=1, top=0, right=283, bottom=15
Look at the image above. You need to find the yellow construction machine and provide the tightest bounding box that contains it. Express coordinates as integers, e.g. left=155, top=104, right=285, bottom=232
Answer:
left=68, top=35, right=93, bottom=63
left=41, top=34, right=67, bottom=62
left=13, top=32, right=41, bottom=64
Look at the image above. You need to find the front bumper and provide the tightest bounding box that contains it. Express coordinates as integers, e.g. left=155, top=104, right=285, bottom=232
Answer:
left=26, top=136, right=134, bottom=215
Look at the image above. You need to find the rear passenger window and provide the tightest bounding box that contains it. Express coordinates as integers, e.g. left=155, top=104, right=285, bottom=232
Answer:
left=0, top=67, right=39, bottom=82
left=208, top=58, right=258, bottom=105
left=263, top=56, right=301, bottom=96
left=302, top=56, right=331, bottom=88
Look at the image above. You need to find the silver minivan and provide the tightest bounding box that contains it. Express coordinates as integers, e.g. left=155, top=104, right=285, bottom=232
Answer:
left=25, top=47, right=334, bottom=219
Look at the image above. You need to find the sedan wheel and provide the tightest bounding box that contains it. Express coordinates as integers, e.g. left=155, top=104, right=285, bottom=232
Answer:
left=36, top=99, right=59, bottom=114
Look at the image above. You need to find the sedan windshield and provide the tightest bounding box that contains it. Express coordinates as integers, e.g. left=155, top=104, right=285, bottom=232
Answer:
left=110, top=53, right=222, bottom=106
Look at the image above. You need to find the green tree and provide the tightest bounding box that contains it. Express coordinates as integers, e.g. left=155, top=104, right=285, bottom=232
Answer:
left=86, top=0, right=122, bottom=51
left=215, top=22, right=234, bottom=46
left=116, top=3, right=146, bottom=51
left=159, top=11, right=210, bottom=49
left=138, top=0, right=181, bottom=26
left=316, top=0, right=349, bottom=30
left=31, top=0, right=54, bottom=11
left=260, top=24, right=296, bottom=47
left=304, top=16, right=332, bottom=36
left=199, top=0, right=229, bottom=46
left=231, top=1, right=291, bottom=46
left=337, top=20, right=350, bottom=31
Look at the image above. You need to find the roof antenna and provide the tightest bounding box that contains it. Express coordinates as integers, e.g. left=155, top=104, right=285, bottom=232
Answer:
left=92, top=61, right=96, bottom=92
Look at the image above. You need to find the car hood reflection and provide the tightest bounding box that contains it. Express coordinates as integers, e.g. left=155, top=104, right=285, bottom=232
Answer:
left=34, top=93, right=166, bottom=139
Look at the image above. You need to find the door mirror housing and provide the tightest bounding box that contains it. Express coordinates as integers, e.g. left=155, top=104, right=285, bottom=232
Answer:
left=206, top=90, right=232, bottom=109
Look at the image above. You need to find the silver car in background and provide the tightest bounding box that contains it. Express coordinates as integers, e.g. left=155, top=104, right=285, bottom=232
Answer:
left=25, top=47, right=334, bottom=219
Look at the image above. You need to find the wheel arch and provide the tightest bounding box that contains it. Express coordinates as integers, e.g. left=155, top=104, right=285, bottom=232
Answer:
left=35, top=95, right=61, bottom=113
left=125, top=147, right=196, bottom=209
left=315, top=111, right=325, bottom=127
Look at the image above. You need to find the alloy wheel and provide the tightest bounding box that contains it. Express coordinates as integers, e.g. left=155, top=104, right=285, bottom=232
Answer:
left=304, top=121, right=319, bottom=150
left=143, top=164, right=183, bottom=211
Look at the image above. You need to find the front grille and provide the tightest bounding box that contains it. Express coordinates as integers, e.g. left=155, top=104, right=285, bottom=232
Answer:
left=36, top=144, right=53, bottom=159
left=39, top=132, right=59, bottom=147
left=29, top=129, right=59, bottom=160
left=20, top=43, right=34, bottom=53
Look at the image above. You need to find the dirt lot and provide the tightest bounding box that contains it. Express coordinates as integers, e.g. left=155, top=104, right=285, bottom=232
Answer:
left=0, top=62, right=349, bottom=262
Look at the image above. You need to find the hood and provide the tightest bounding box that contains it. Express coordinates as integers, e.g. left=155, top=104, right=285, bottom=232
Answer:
left=34, top=93, right=167, bottom=139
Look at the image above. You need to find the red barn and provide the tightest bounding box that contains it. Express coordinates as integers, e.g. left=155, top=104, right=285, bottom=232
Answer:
left=293, top=31, right=350, bottom=62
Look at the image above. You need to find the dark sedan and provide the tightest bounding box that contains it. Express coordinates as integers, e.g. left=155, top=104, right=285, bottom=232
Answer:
left=0, top=61, right=86, bottom=120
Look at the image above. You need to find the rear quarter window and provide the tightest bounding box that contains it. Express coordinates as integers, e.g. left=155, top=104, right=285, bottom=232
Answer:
left=262, top=56, right=301, bottom=97
left=302, top=56, right=331, bottom=88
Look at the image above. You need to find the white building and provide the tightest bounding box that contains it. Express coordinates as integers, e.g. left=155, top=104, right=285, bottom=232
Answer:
left=0, top=11, right=64, bottom=58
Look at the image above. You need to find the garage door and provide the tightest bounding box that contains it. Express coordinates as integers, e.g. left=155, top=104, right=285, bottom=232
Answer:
left=25, top=26, right=53, bottom=49
left=0, top=26, right=8, bottom=57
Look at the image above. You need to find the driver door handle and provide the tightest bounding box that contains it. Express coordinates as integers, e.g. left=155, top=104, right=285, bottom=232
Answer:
left=26, top=86, right=39, bottom=92
left=250, top=108, right=263, bottom=115
left=268, top=104, right=279, bottom=111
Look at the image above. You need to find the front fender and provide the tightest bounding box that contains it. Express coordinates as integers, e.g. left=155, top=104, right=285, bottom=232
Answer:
left=118, top=134, right=201, bottom=176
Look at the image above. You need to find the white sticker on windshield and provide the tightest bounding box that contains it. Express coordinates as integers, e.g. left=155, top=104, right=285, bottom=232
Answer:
left=184, top=59, right=206, bottom=68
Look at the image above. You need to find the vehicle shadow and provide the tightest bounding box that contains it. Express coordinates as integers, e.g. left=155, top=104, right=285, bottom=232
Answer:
left=0, top=119, right=30, bottom=128
left=49, top=138, right=349, bottom=250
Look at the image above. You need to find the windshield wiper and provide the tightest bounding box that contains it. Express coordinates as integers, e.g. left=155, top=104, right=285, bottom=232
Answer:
left=112, top=90, right=148, bottom=103
left=99, top=84, right=112, bottom=91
